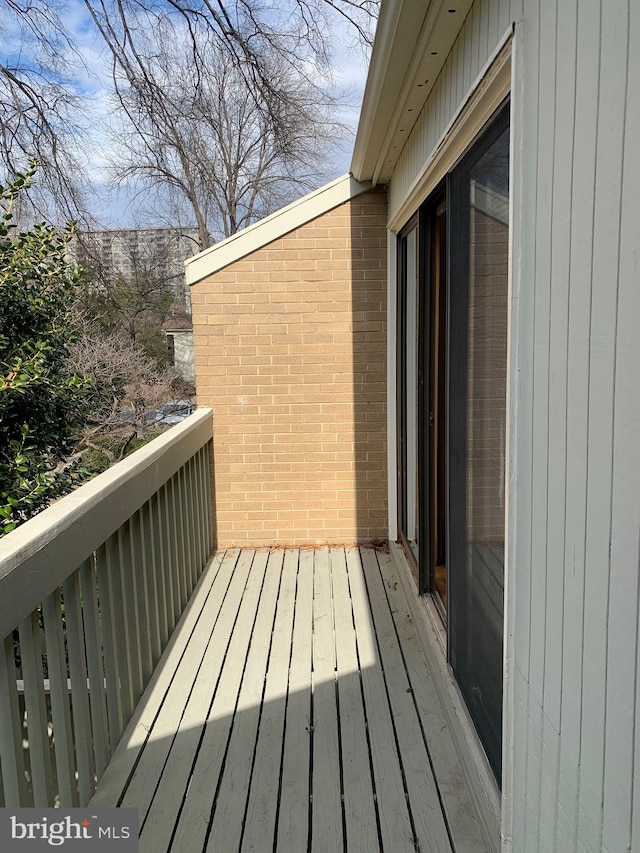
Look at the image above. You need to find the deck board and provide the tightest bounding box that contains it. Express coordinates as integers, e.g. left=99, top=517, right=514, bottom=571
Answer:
left=360, top=547, right=452, bottom=852
left=91, top=546, right=488, bottom=852
left=205, top=550, right=285, bottom=851
left=241, top=549, right=298, bottom=852
left=140, top=549, right=260, bottom=846
left=331, top=547, right=380, bottom=853
left=310, top=547, right=343, bottom=853
left=169, top=548, right=270, bottom=851
left=345, top=547, right=416, bottom=852
left=276, top=548, right=314, bottom=852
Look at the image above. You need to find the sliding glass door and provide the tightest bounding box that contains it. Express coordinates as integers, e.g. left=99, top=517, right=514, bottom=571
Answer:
left=448, top=107, right=509, bottom=785
left=396, top=102, right=509, bottom=785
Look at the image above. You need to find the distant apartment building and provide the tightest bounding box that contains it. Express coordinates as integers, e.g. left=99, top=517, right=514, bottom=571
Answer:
left=72, top=226, right=200, bottom=314
left=71, top=226, right=199, bottom=383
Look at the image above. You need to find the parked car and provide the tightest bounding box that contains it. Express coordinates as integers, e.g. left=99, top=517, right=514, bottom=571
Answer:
left=153, top=400, right=194, bottom=425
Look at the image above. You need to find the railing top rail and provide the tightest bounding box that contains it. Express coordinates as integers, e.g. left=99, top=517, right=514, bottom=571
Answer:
left=0, top=408, right=213, bottom=640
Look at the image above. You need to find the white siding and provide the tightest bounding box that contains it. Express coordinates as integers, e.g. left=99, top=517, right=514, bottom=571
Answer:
left=388, top=0, right=640, bottom=850
left=510, top=1, right=639, bottom=850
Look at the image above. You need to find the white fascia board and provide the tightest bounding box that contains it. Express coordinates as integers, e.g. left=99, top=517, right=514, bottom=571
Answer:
left=185, top=174, right=371, bottom=285
left=350, top=0, right=414, bottom=181
left=351, top=0, right=472, bottom=184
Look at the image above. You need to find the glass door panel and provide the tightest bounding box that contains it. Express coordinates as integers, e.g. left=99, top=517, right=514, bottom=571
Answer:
left=448, top=106, right=509, bottom=785
left=396, top=102, right=509, bottom=786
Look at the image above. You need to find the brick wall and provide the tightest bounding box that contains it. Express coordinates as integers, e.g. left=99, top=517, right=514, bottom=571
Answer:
left=191, top=188, right=388, bottom=547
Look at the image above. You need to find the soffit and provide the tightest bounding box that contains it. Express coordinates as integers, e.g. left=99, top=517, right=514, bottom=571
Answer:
left=351, top=0, right=473, bottom=185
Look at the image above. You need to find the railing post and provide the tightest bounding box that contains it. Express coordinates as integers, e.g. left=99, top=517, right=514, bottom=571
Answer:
left=204, top=440, right=214, bottom=554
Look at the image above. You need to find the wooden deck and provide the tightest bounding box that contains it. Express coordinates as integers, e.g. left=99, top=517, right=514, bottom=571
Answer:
left=92, top=546, right=487, bottom=852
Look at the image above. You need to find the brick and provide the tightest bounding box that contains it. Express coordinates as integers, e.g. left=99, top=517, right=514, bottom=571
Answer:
left=193, top=188, right=389, bottom=546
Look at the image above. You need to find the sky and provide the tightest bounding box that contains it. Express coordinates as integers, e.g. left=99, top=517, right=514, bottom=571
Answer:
left=9, top=0, right=371, bottom=229
left=93, top=43, right=369, bottom=228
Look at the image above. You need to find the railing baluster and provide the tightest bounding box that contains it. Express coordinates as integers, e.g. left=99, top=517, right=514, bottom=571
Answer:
left=96, top=539, right=124, bottom=749
left=179, top=461, right=191, bottom=592
left=42, top=589, right=77, bottom=806
left=79, top=556, right=110, bottom=780
left=169, top=473, right=187, bottom=613
left=118, top=523, right=143, bottom=708
left=183, top=457, right=197, bottom=591
left=0, top=634, right=28, bottom=805
left=129, top=511, right=153, bottom=687
left=62, top=571, right=96, bottom=806
left=159, top=484, right=176, bottom=638
left=192, top=453, right=203, bottom=576
left=141, top=500, right=162, bottom=668
left=193, top=446, right=206, bottom=569
left=151, top=490, right=169, bottom=650
left=172, top=467, right=183, bottom=603
left=19, top=611, right=54, bottom=806
left=180, top=465, right=194, bottom=599
left=111, top=522, right=139, bottom=726
left=183, top=461, right=196, bottom=594
left=161, top=481, right=179, bottom=632
left=204, top=441, right=214, bottom=554
left=173, top=467, right=186, bottom=604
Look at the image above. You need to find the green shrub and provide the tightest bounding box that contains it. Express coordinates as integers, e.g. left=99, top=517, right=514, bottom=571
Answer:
left=0, top=164, right=89, bottom=534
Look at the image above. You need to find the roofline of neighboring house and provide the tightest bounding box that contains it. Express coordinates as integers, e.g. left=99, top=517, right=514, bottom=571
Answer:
left=184, top=174, right=371, bottom=286
left=350, top=0, right=473, bottom=185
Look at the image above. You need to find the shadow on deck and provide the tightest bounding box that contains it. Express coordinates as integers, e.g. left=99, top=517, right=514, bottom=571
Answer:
left=91, top=546, right=486, bottom=853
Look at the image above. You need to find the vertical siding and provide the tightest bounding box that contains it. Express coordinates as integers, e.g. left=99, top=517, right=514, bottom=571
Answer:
left=387, top=0, right=639, bottom=849
left=623, top=9, right=640, bottom=849
left=509, top=1, right=639, bottom=851
left=595, top=5, right=636, bottom=851
left=554, top=0, right=592, bottom=847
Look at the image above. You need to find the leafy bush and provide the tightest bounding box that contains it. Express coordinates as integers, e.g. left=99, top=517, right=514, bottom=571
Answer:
left=0, top=164, right=89, bottom=535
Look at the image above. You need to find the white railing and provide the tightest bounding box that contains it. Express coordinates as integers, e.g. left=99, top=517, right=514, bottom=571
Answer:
left=0, top=409, right=213, bottom=808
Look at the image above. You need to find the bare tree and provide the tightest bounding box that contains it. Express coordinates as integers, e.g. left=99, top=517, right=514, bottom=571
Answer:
left=82, top=0, right=377, bottom=244
left=66, top=318, right=185, bottom=467
left=1, top=0, right=377, bottom=224
left=0, top=0, right=91, bottom=220
left=110, top=38, right=346, bottom=247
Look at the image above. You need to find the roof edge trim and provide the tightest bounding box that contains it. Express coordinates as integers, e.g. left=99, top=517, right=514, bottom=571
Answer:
left=185, top=174, right=371, bottom=285
left=350, top=0, right=409, bottom=181
left=351, top=0, right=472, bottom=184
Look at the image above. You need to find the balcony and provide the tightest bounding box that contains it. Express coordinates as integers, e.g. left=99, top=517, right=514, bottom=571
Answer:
left=0, top=410, right=486, bottom=852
